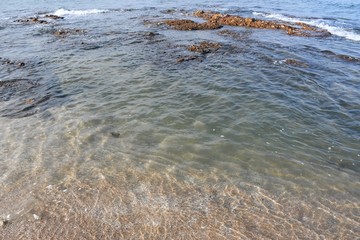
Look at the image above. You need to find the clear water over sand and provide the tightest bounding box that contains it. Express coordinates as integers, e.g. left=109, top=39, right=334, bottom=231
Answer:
left=0, top=0, right=359, bottom=239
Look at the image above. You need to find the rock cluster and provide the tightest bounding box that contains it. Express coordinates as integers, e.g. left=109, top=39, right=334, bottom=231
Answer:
left=15, top=15, right=63, bottom=24
left=1, top=57, right=25, bottom=67
left=52, top=29, right=86, bottom=37
left=15, top=17, right=49, bottom=24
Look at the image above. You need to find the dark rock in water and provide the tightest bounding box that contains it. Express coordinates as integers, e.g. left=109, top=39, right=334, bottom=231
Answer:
left=44, top=14, right=64, bottom=20
left=111, top=132, right=121, bottom=138
left=145, top=32, right=158, bottom=38
left=193, top=10, right=330, bottom=37
left=164, top=19, right=222, bottom=30
left=176, top=55, right=203, bottom=63
left=161, top=9, right=177, bottom=14
left=187, top=41, right=221, bottom=54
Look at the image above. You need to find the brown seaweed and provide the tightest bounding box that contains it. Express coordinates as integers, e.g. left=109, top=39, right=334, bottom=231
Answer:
left=164, top=19, right=222, bottom=30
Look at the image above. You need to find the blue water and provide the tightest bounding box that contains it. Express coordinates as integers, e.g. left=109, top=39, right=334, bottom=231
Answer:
left=0, top=0, right=359, bottom=239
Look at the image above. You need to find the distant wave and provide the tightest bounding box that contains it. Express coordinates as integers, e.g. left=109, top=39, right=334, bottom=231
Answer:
left=53, top=8, right=110, bottom=17
left=253, top=12, right=360, bottom=42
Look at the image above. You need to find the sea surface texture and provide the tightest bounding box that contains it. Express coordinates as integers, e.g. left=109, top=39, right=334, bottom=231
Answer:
left=0, top=0, right=359, bottom=239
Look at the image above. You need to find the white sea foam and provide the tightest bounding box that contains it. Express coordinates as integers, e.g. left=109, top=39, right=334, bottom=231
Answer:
left=252, top=12, right=360, bottom=42
left=53, top=8, right=110, bottom=17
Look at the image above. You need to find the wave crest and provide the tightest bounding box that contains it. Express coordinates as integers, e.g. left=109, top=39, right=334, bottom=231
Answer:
left=53, top=8, right=110, bottom=17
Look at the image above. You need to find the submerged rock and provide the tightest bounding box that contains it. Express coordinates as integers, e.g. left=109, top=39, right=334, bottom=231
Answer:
left=321, top=50, right=360, bottom=63
left=111, top=132, right=121, bottom=138
left=284, top=59, right=309, bottom=67
left=274, top=59, right=309, bottom=68
left=0, top=79, right=37, bottom=90
left=176, top=55, right=203, bottom=63
left=187, top=41, right=221, bottom=54
left=52, top=29, right=86, bottom=37
left=217, top=29, right=252, bottom=40
left=164, top=19, right=222, bottom=30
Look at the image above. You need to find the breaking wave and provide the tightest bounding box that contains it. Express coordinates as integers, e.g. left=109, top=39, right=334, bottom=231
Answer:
left=53, top=8, right=110, bottom=17
left=253, top=12, right=360, bottom=42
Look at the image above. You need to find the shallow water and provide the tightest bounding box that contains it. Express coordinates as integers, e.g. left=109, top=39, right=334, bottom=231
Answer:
left=0, top=0, right=359, bottom=239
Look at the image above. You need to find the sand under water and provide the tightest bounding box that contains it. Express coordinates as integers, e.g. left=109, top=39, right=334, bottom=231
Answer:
left=0, top=0, right=359, bottom=239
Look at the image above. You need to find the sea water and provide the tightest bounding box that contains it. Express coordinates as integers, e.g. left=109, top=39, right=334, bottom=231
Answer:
left=0, top=0, right=359, bottom=239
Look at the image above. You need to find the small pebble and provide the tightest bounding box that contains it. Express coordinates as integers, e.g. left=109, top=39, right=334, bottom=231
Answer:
left=0, top=219, right=8, bottom=226
left=33, top=214, right=40, bottom=220
left=111, top=132, right=121, bottom=138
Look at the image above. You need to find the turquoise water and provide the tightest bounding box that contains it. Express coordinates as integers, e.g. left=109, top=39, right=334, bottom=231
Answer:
left=0, top=0, right=359, bottom=239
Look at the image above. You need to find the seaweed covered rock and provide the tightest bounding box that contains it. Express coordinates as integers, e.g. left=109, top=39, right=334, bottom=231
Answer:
left=164, top=19, right=221, bottom=30
left=194, top=10, right=330, bottom=37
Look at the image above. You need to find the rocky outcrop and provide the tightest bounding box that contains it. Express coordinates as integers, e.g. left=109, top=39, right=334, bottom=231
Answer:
left=193, top=10, right=330, bottom=37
